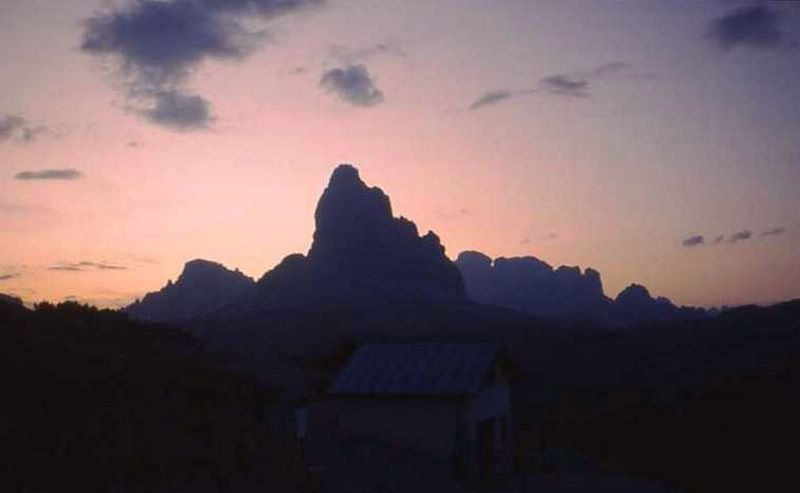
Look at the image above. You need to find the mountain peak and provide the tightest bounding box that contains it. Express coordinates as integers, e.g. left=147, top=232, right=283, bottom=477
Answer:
left=328, top=163, right=362, bottom=186
left=616, top=283, right=653, bottom=305
left=127, top=259, right=254, bottom=322
left=255, top=164, right=466, bottom=305
left=178, top=259, right=242, bottom=284
left=311, top=166, right=393, bottom=253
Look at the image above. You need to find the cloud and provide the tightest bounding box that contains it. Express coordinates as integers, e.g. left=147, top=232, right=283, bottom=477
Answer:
left=682, top=234, right=705, bottom=247
left=48, top=266, right=84, bottom=272
left=14, top=169, right=83, bottom=181
left=0, top=273, right=20, bottom=281
left=81, top=0, right=322, bottom=130
left=707, top=5, right=788, bottom=50
left=469, top=90, right=515, bottom=110
left=140, top=90, right=213, bottom=130
left=761, top=226, right=787, bottom=237
left=687, top=227, right=787, bottom=247
left=586, top=62, right=631, bottom=78
left=539, top=74, right=590, bottom=97
left=320, top=64, right=384, bottom=107
left=0, top=115, right=26, bottom=141
left=48, top=261, right=127, bottom=272
left=468, top=62, right=630, bottom=110
left=539, top=62, right=631, bottom=97
left=0, top=115, right=47, bottom=143
left=729, top=230, right=753, bottom=243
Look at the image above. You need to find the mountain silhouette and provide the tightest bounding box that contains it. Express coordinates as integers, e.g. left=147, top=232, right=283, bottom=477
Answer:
left=455, top=251, right=705, bottom=325
left=0, top=293, right=23, bottom=307
left=128, top=164, right=703, bottom=326
left=246, top=164, right=466, bottom=307
left=126, top=259, right=254, bottom=322
left=128, top=165, right=465, bottom=322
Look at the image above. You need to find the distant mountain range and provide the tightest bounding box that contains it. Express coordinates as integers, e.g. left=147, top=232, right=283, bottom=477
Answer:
left=125, top=164, right=705, bottom=327
left=456, top=251, right=707, bottom=325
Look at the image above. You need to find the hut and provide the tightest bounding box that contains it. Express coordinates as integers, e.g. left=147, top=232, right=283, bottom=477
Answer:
left=324, top=341, right=514, bottom=484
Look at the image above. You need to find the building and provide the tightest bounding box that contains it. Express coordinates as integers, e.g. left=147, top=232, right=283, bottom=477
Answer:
left=323, top=341, right=514, bottom=484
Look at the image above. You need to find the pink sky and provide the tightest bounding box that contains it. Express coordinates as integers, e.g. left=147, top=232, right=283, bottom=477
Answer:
left=2, top=0, right=799, bottom=308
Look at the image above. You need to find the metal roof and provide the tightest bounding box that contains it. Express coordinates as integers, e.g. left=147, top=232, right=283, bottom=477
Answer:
left=329, top=341, right=501, bottom=396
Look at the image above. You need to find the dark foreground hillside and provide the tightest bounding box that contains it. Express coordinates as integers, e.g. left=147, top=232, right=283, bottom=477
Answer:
left=187, top=298, right=800, bottom=492
left=509, top=300, right=800, bottom=492
left=0, top=300, right=294, bottom=493
left=3, top=295, right=799, bottom=492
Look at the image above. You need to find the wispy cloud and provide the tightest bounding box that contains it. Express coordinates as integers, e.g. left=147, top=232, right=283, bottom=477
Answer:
left=14, top=169, right=82, bottom=181
left=683, top=226, right=787, bottom=248
left=48, top=261, right=127, bottom=272
left=0, top=273, right=20, bottom=281
left=539, top=74, right=590, bottom=97
left=469, top=90, right=515, bottom=110
left=468, top=62, right=631, bottom=110
left=761, top=227, right=787, bottom=237
left=682, top=234, right=705, bottom=247
left=0, top=114, right=47, bottom=143
left=729, top=230, right=753, bottom=243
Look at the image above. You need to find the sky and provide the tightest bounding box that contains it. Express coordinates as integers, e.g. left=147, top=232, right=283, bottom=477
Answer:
left=1, top=0, right=799, bottom=308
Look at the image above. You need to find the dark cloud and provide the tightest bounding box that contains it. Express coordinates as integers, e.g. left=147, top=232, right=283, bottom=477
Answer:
left=539, top=74, right=590, bottom=97
left=707, top=5, right=787, bottom=50
left=761, top=226, right=787, bottom=237
left=81, top=0, right=322, bottom=129
left=0, top=273, right=20, bottom=281
left=0, top=115, right=47, bottom=143
left=469, top=90, right=515, bottom=110
left=729, top=230, right=753, bottom=243
left=48, top=261, right=127, bottom=272
left=320, top=64, right=384, bottom=107
left=682, top=234, right=705, bottom=247
left=15, top=169, right=83, bottom=181
left=140, top=90, right=213, bottom=130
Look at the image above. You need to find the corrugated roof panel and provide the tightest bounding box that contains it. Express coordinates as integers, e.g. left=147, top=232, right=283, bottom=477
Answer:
left=329, top=342, right=500, bottom=396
